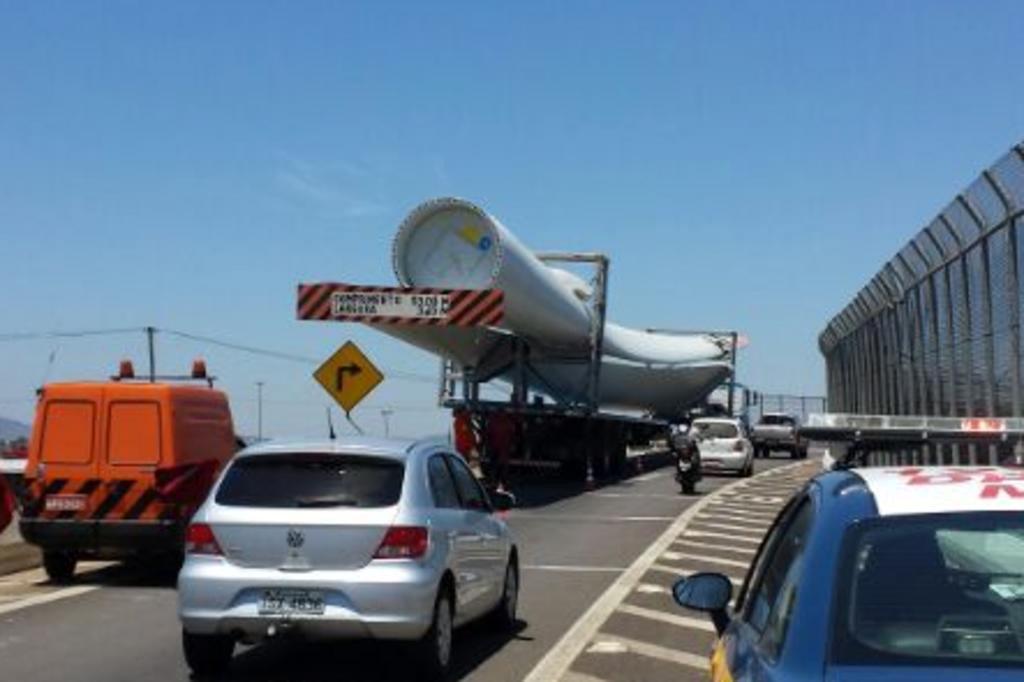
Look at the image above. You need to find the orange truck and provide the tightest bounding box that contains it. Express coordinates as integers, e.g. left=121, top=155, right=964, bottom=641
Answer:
left=17, top=360, right=239, bottom=582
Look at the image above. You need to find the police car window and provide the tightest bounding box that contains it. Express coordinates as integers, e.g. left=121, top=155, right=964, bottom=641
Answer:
left=428, top=455, right=461, bottom=509
left=447, top=455, right=490, bottom=511
left=833, top=512, right=1024, bottom=667
left=735, top=495, right=800, bottom=614
left=746, top=498, right=814, bottom=638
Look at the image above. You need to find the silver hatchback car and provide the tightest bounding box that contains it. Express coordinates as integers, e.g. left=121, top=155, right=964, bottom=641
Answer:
left=177, top=437, right=519, bottom=680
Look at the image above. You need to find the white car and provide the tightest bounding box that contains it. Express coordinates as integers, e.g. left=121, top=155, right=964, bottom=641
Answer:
left=690, top=417, right=754, bottom=477
left=177, top=437, right=519, bottom=680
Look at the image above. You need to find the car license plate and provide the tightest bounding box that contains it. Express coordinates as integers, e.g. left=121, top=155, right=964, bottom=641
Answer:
left=44, top=495, right=87, bottom=511
left=703, top=459, right=723, bottom=468
left=258, top=589, right=325, bottom=615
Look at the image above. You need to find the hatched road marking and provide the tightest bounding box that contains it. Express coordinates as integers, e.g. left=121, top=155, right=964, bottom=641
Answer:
left=615, top=603, right=716, bottom=633
left=586, top=634, right=709, bottom=670
left=524, top=460, right=819, bottom=682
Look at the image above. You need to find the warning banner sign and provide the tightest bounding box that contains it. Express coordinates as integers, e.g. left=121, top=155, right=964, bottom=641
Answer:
left=297, top=283, right=504, bottom=327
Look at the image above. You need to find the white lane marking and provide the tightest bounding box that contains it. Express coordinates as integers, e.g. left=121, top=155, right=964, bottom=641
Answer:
left=719, top=492, right=790, bottom=501
left=587, top=639, right=629, bottom=654
left=661, top=551, right=750, bottom=569
left=702, top=503, right=779, bottom=519
left=648, top=564, right=743, bottom=584
left=682, top=529, right=763, bottom=544
left=523, top=461, right=805, bottom=682
left=512, top=513, right=675, bottom=523
left=0, top=585, right=99, bottom=616
left=635, top=583, right=669, bottom=594
left=692, top=518, right=771, bottom=532
left=672, top=539, right=757, bottom=555
left=523, top=565, right=627, bottom=574
left=585, top=633, right=709, bottom=670
left=616, top=603, right=716, bottom=633
left=562, top=672, right=610, bottom=682
left=688, top=518, right=770, bottom=532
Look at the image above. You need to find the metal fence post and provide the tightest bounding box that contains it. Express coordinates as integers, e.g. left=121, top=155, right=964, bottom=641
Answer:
left=985, top=169, right=1022, bottom=417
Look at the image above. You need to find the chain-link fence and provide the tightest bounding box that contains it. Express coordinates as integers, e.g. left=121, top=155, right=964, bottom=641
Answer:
left=820, top=141, right=1024, bottom=419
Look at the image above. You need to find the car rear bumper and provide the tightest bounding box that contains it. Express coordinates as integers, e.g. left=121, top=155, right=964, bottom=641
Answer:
left=177, top=555, right=440, bottom=642
left=19, top=518, right=184, bottom=555
left=699, top=452, right=748, bottom=471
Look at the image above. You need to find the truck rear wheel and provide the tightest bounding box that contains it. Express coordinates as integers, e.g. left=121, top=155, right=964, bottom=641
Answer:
left=42, top=550, right=77, bottom=584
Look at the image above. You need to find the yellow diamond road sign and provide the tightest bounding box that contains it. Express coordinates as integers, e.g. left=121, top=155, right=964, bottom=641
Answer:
left=313, top=341, right=384, bottom=413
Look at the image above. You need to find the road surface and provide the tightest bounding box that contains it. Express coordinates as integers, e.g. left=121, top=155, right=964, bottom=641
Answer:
left=0, top=457, right=814, bottom=682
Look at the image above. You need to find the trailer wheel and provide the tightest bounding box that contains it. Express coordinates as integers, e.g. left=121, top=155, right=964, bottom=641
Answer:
left=43, top=550, right=77, bottom=584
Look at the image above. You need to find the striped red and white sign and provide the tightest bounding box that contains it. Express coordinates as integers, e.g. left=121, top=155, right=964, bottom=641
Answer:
left=297, top=283, right=505, bottom=327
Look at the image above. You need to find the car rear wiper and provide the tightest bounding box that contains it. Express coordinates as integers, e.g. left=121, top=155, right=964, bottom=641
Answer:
left=295, top=495, right=360, bottom=508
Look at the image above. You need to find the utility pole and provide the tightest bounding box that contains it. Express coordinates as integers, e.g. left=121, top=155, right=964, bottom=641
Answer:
left=256, top=381, right=264, bottom=440
left=146, top=326, right=156, bottom=382
left=380, top=408, right=394, bottom=438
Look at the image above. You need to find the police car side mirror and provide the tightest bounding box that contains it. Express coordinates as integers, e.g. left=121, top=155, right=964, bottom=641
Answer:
left=673, top=573, right=733, bottom=635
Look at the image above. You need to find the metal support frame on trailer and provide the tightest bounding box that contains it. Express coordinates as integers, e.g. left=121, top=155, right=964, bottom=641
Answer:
left=536, top=251, right=610, bottom=488
left=436, top=251, right=614, bottom=487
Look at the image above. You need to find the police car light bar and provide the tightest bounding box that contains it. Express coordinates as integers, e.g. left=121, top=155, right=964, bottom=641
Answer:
left=802, top=413, right=1024, bottom=445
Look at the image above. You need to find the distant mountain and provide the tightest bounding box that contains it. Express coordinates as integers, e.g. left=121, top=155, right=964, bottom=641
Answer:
left=0, top=417, right=30, bottom=441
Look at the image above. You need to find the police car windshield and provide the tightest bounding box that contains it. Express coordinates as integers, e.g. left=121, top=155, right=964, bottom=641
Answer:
left=832, top=512, right=1024, bottom=668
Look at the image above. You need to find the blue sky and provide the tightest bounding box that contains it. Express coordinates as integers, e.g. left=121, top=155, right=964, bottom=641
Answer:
left=2, top=2, right=1023, bottom=437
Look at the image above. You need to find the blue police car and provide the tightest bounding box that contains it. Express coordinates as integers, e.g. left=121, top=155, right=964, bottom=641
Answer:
left=674, top=463, right=1024, bottom=681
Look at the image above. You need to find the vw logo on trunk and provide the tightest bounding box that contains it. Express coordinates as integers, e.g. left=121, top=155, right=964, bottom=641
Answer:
left=286, top=529, right=305, bottom=548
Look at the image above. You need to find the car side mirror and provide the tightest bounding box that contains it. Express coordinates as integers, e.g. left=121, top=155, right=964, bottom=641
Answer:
left=490, top=490, right=516, bottom=512
left=673, top=573, right=733, bottom=635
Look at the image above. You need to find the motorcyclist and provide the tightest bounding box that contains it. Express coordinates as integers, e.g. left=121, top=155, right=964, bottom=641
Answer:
left=671, top=421, right=701, bottom=495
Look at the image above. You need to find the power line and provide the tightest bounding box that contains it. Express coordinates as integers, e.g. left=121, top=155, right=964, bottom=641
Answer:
left=160, top=328, right=439, bottom=384
left=0, top=325, right=499, bottom=389
left=0, top=327, right=146, bottom=342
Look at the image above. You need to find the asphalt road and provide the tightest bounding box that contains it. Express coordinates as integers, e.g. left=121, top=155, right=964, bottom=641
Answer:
left=0, top=457, right=807, bottom=682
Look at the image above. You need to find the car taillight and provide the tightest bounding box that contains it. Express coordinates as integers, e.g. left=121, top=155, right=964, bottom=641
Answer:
left=733, top=441, right=745, bottom=452
left=373, top=526, right=428, bottom=560
left=185, top=522, right=222, bottom=555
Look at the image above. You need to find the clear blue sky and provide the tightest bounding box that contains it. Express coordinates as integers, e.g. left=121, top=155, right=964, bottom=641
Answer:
left=2, top=2, right=1023, bottom=437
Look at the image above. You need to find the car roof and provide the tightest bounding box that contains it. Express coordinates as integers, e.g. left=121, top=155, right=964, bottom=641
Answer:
left=235, top=435, right=443, bottom=462
left=853, top=466, right=1024, bottom=516
left=692, top=417, right=740, bottom=425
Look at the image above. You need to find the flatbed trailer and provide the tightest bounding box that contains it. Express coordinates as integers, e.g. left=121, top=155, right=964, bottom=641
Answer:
left=441, top=396, right=670, bottom=482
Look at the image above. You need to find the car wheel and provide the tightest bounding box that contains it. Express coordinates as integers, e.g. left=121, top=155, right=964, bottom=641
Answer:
left=42, top=550, right=76, bottom=584
left=416, top=587, right=454, bottom=681
left=490, top=557, right=519, bottom=631
left=181, top=630, right=234, bottom=677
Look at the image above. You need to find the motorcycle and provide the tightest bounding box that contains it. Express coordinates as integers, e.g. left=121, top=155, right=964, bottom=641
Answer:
left=672, top=427, right=702, bottom=495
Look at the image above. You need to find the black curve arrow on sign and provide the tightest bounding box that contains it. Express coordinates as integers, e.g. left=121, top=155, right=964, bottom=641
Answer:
left=335, top=363, right=362, bottom=392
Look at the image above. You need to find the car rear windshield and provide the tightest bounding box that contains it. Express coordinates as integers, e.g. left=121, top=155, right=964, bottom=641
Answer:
left=692, top=422, right=738, bottom=439
left=760, top=415, right=795, bottom=426
left=832, top=512, right=1024, bottom=668
left=215, top=453, right=404, bottom=508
